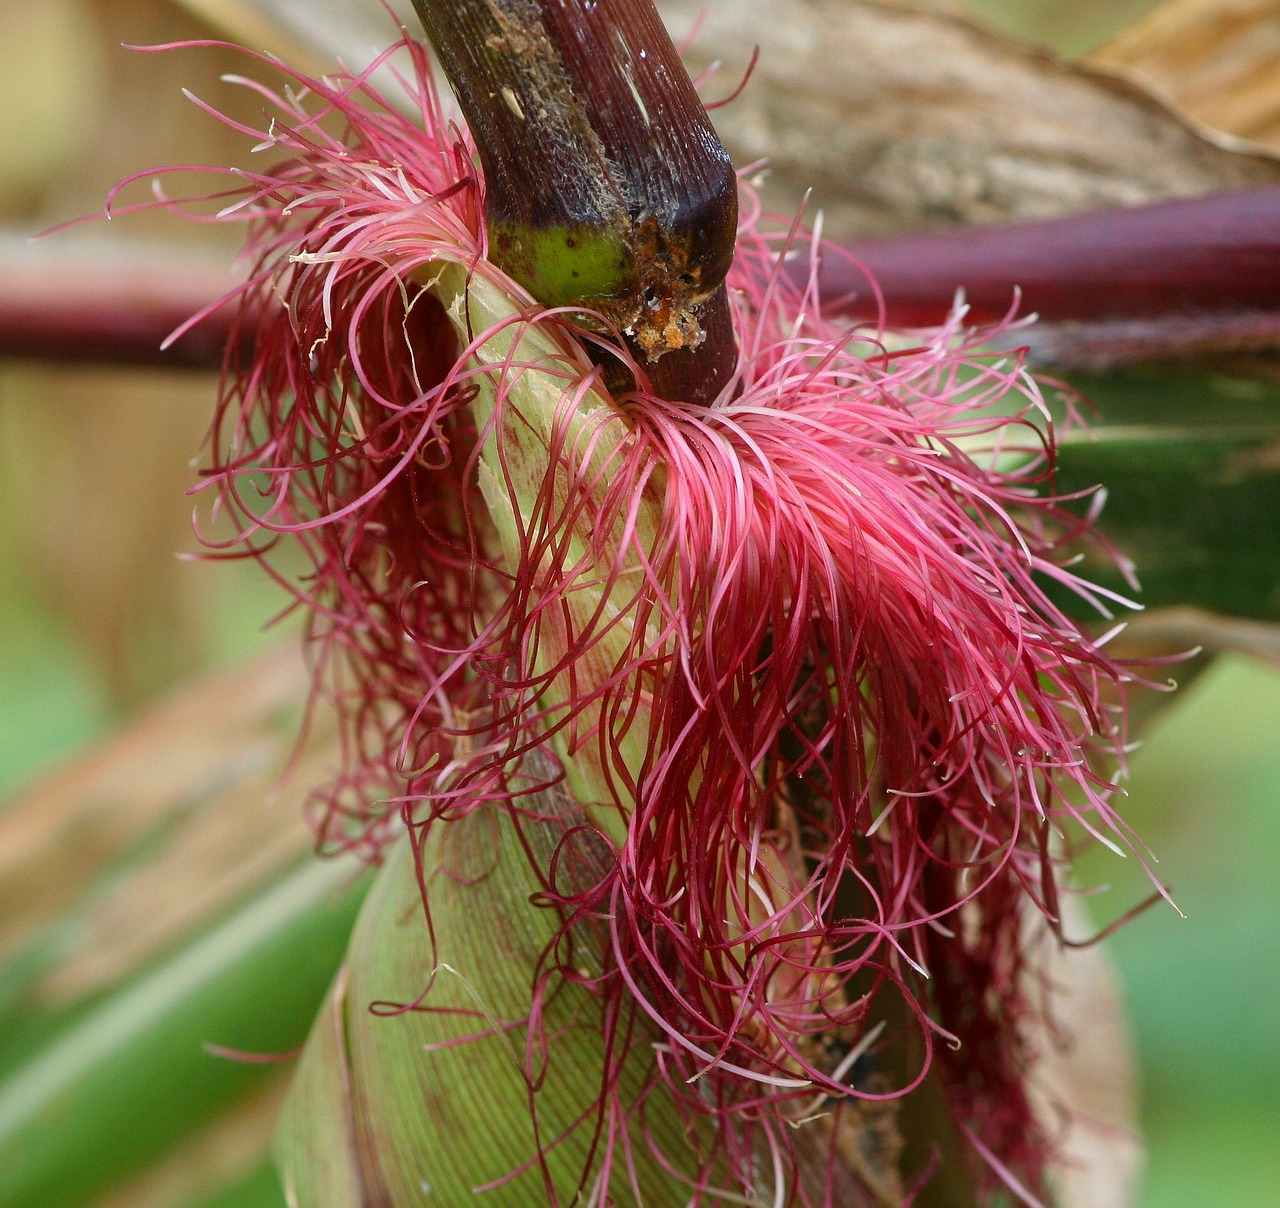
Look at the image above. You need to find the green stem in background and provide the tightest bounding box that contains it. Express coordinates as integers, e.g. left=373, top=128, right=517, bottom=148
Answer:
left=410, top=0, right=739, bottom=406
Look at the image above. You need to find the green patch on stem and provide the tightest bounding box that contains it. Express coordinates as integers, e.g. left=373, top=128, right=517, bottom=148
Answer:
left=488, top=221, right=633, bottom=308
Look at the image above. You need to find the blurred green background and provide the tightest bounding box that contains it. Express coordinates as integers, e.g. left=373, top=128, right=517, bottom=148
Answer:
left=1, top=1, right=1277, bottom=1206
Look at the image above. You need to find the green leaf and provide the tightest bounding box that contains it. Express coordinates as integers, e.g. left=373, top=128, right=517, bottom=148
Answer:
left=0, top=857, right=367, bottom=1208
left=184, top=1160, right=288, bottom=1208
left=1054, top=371, right=1280, bottom=621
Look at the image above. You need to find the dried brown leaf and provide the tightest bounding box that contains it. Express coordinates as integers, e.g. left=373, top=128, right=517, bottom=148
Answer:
left=0, top=2, right=104, bottom=217
left=659, top=0, right=1280, bottom=238
left=1094, top=0, right=1280, bottom=148
left=1029, top=900, right=1143, bottom=1208
left=164, top=0, right=1280, bottom=241
left=3, top=0, right=316, bottom=710
left=1117, top=604, right=1280, bottom=664
left=2, top=367, right=218, bottom=709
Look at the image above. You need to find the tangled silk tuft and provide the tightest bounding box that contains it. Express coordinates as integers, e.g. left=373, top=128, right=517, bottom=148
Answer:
left=119, top=32, right=1160, bottom=1205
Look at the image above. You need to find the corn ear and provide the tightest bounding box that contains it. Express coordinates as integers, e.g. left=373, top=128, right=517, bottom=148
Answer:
left=428, top=263, right=666, bottom=823
left=276, top=798, right=702, bottom=1206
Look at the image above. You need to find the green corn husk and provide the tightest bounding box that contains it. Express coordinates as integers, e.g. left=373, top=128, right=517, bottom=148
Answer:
left=273, top=252, right=901, bottom=1208
left=428, top=261, right=663, bottom=826
left=276, top=797, right=702, bottom=1206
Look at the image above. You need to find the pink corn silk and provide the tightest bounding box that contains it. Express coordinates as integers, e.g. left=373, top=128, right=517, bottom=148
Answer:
left=120, top=35, right=1161, bottom=1205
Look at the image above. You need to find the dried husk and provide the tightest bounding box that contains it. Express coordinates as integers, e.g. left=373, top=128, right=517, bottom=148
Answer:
left=1094, top=0, right=1280, bottom=148
left=657, top=0, right=1280, bottom=238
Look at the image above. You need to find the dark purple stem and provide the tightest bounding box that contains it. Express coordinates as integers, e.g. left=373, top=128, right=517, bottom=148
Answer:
left=821, top=185, right=1280, bottom=327
left=13, top=188, right=1280, bottom=373
left=411, top=0, right=739, bottom=405
left=0, top=243, right=246, bottom=370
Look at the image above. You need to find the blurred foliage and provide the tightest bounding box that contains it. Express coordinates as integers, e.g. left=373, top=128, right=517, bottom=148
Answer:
left=0, top=1, right=1277, bottom=1206
left=973, top=0, right=1163, bottom=53
left=1074, top=657, right=1280, bottom=1206
left=0, top=0, right=304, bottom=762
left=0, top=858, right=366, bottom=1208
left=1054, top=370, right=1280, bottom=621
left=965, top=9, right=1280, bottom=1207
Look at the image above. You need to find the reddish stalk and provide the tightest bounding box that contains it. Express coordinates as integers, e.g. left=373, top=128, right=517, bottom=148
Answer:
left=410, top=0, right=739, bottom=405
left=0, top=240, right=246, bottom=369
left=823, top=185, right=1280, bottom=324
left=16, top=186, right=1280, bottom=374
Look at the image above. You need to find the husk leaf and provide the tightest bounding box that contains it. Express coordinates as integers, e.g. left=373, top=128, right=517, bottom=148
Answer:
left=426, top=262, right=664, bottom=827
left=277, top=804, right=703, bottom=1206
